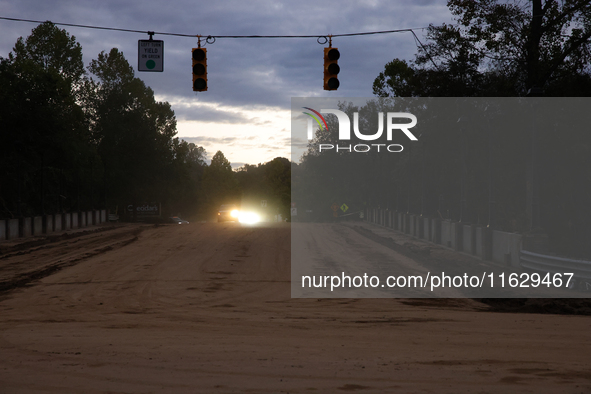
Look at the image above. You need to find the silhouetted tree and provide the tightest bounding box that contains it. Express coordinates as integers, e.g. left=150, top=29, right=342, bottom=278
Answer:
left=87, top=48, right=178, bottom=211
left=201, top=151, right=240, bottom=214
left=374, top=0, right=591, bottom=97
left=0, top=22, right=96, bottom=217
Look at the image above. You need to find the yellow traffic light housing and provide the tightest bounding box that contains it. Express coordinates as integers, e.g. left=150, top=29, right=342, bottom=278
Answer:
left=192, top=47, right=207, bottom=91
left=324, top=47, right=340, bottom=90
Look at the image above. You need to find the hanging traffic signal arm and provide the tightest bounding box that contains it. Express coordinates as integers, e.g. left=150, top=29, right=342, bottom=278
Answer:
left=323, top=47, right=340, bottom=91
left=192, top=47, right=207, bottom=91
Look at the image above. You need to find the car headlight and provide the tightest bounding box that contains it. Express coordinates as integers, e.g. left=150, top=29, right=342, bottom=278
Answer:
left=230, top=209, right=239, bottom=218
left=238, top=211, right=260, bottom=224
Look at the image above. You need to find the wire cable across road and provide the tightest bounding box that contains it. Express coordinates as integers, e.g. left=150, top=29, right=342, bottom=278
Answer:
left=0, top=15, right=428, bottom=40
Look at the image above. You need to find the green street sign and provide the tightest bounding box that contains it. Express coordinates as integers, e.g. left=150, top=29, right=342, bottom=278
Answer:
left=340, top=203, right=349, bottom=213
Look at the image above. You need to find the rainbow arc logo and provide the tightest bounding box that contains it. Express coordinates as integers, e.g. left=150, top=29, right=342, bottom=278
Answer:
left=302, top=107, right=329, bottom=139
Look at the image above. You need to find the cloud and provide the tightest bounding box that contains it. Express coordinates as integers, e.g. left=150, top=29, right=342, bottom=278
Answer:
left=1, top=0, right=452, bottom=106
left=175, top=106, right=248, bottom=124
left=181, top=136, right=240, bottom=145
left=0, top=0, right=453, bottom=165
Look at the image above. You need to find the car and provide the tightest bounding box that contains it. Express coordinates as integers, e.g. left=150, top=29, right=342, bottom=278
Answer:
left=218, top=204, right=240, bottom=222
left=169, top=216, right=189, bottom=224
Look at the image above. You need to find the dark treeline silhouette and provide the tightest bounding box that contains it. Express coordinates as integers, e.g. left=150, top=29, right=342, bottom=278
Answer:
left=0, top=22, right=205, bottom=219
left=296, top=1, right=591, bottom=258
left=0, top=22, right=290, bottom=222
left=373, top=0, right=591, bottom=98
left=235, top=157, right=291, bottom=220
left=294, top=98, right=591, bottom=258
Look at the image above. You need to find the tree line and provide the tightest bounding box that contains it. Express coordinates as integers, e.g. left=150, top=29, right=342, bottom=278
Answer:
left=0, top=22, right=290, bottom=222
left=296, top=1, right=591, bottom=258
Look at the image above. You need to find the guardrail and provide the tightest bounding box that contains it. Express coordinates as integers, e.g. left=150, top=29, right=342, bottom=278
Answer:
left=520, top=250, right=591, bottom=288
left=0, top=209, right=108, bottom=242
left=365, top=208, right=525, bottom=266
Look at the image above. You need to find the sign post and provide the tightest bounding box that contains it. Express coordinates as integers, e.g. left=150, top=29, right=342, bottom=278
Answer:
left=138, top=39, right=164, bottom=72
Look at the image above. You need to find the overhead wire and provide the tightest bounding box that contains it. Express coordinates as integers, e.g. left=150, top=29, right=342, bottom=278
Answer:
left=0, top=15, right=442, bottom=70
left=0, top=15, right=429, bottom=40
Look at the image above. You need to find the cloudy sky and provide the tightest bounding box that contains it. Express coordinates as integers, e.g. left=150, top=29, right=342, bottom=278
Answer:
left=0, top=0, right=453, bottom=167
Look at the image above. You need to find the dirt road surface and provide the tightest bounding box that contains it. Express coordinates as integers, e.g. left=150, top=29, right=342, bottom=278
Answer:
left=0, top=222, right=590, bottom=393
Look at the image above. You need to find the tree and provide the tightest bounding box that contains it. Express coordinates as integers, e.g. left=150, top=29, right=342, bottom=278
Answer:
left=87, top=48, right=178, bottom=211
left=0, top=22, right=95, bottom=217
left=262, top=158, right=291, bottom=220
left=370, top=1, right=591, bottom=257
left=374, top=0, right=591, bottom=97
left=201, top=151, right=240, bottom=215
left=10, top=21, right=85, bottom=87
left=167, top=140, right=207, bottom=217
left=0, top=22, right=208, bottom=221
left=234, top=158, right=292, bottom=221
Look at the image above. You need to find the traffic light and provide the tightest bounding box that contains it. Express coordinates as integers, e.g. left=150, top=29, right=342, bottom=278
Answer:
left=323, top=47, right=340, bottom=90
left=192, top=47, right=207, bottom=91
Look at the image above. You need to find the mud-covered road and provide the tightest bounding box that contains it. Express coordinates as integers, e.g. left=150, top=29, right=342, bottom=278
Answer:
left=0, top=222, right=589, bottom=393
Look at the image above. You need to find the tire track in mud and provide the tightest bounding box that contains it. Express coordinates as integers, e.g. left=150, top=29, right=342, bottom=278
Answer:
left=0, top=226, right=145, bottom=294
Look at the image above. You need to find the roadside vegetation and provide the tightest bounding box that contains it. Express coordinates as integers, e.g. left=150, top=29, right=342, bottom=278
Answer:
left=0, top=22, right=290, bottom=222
left=296, top=1, right=591, bottom=258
